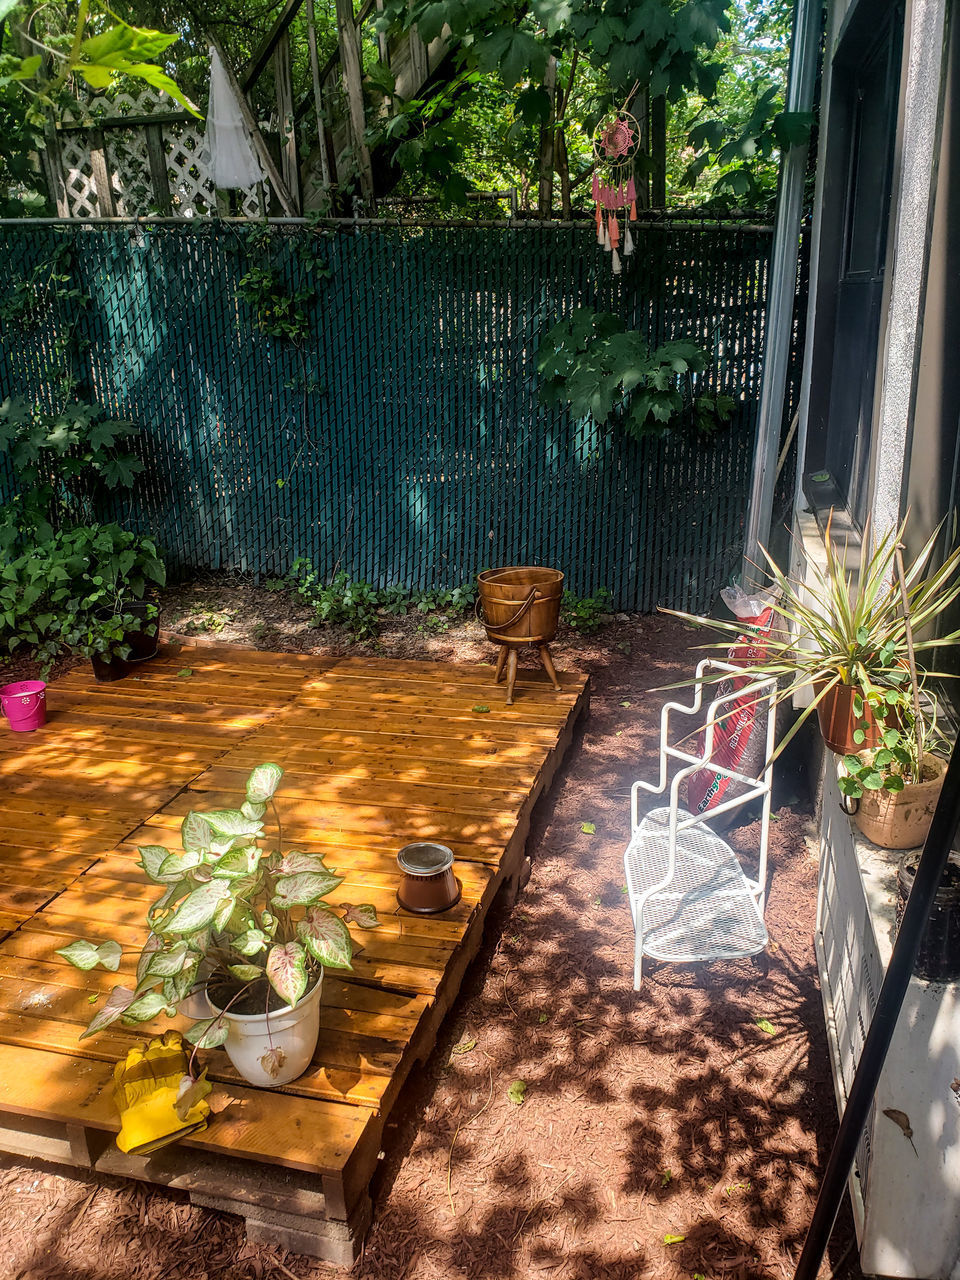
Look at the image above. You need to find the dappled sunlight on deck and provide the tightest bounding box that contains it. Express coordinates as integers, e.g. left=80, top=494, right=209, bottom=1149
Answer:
left=0, top=642, right=588, bottom=1260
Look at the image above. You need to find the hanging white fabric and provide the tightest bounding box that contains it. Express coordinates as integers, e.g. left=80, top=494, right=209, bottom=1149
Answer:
left=202, top=47, right=264, bottom=189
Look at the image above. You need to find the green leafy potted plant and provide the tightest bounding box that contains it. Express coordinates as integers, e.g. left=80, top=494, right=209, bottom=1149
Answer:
left=64, top=525, right=166, bottom=679
left=57, top=764, right=380, bottom=1087
left=667, top=516, right=960, bottom=758
left=838, top=697, right=948, bottom=848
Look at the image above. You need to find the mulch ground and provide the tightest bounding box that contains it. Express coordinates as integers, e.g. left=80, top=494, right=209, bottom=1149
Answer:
left=1, top=582, right=862, bottom=1280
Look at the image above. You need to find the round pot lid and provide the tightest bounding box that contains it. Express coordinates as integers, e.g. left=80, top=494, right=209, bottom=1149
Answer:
left=397, top=841, right=454, bottom=876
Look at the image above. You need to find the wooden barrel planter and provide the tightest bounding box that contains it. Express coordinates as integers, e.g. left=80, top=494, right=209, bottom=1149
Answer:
left=477, top=567, right=564, bottom=705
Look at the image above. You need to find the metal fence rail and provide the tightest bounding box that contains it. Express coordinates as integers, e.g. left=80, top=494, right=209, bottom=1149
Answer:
left=0, top=221, right=773, bottom=612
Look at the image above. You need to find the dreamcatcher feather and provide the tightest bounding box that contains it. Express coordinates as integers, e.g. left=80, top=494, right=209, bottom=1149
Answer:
left=591, top=109, right=640, bottom=275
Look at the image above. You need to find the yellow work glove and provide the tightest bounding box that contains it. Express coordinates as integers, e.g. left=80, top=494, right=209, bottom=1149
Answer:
left=112, top=1030, right=212, bottom=1155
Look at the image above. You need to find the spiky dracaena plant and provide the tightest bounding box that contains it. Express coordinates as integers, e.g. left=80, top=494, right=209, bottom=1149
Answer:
left=664, top=516, right=960, bottom=759
left=57, top=764, right=380, bottom=1053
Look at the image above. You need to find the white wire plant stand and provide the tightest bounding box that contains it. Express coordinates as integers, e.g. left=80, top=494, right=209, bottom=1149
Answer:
left=624, top=659, right=778, bottom=990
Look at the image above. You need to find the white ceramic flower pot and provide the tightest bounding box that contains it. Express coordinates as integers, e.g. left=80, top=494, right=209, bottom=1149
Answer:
left=208, top=975, right=323, bottom=1088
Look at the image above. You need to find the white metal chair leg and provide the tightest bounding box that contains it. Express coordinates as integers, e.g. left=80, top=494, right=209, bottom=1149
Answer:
left=633, top=928, right=644, bottom=991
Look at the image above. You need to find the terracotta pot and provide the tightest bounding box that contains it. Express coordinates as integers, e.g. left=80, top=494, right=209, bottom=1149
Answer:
left=815, top=682, right=884, bottom=755
left=396, top=842, right=461, bottom=914
left=852, top=753, right=947, bottom=850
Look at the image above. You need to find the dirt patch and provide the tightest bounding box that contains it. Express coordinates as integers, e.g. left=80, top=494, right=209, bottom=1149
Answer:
left=0, top=604, right=860, bottom=1280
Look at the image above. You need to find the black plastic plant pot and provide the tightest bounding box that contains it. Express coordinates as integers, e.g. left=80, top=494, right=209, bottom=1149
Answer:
left=90, top=652, right=130, bottom=683
left=896, top=851, right=960, bottom=982
left=124, top=601, right=161, bottom=662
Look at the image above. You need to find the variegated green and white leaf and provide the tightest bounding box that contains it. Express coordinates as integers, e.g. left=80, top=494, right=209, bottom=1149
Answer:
left=272, top=870, right=343, bottom=909
left=138, top=845, right=180, bottom=884
left=298, top=907, right=353, bottom=970
left=209, top=833, right=245, bottom=855
left=184, top=1014, right=229, bottom=1049
left=136, top=933, right=163, bottom=985
left=181, top=811, right=213, bottom=853
left=55, top=939, right=122, bottom=972
left=123, top=990, right=173, bottom=1023
left=158, top=849, right=204, bottom=879
left=213, top=892, right=239, bottom=933
left=145, top=939, right=192, bottom=978
left=245, top=762, right=283, bottom=804
left=233, top=928, right=267, bottom=956
left=211, top=846, right=260, bottom=879
left=202, top=810, right=263, bottom=839
left=265, top=941, right=308, bottom=1006
left=277, top=851, right=333, bottom=877
left=149, top=880, right=192, bottom=922
left=241, top=800, right=266, bottom=820
left=162, top=957, right=200, bottom=1005
left=165, top=881, right=233, bottom=935
left=228, top=963, right=263, bottom=982
left=80, top=986, right=136, bottom=1039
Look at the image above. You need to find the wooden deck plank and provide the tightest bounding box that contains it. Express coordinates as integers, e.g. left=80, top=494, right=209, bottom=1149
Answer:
left=0, top=647, right=589, bottom=1256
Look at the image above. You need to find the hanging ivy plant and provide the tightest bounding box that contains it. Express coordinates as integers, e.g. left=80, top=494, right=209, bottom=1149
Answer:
left=537, top=306, right=735, bottom=439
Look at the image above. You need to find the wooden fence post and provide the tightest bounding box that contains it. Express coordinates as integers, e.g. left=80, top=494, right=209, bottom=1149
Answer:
left=336, top=0, right=375, bottom=204
left=274, top=29, right=302, bottom=213
left=88, top=128, right=117, bottom=217
left=145, top=124, right=173, bottom=216
left=41, top=127, right=69, bottom=216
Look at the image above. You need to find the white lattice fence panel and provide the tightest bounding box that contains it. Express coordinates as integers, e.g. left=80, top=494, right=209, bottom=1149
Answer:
left=57, top=85, right=272, bottom=219
left=59, top=134, right=123, bottom=218
left=106, top=129, right=153, bottom=215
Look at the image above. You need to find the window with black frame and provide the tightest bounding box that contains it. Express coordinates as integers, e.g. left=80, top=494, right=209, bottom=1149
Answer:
left=802, top=0, right=904, bottom=530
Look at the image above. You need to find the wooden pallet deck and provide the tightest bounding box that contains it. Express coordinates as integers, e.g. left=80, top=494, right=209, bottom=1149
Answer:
left=0, top=644, right=589, bottom=1262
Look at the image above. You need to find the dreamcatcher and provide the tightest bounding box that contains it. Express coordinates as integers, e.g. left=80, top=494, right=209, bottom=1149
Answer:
left=591, top=108, right=640, bottom=274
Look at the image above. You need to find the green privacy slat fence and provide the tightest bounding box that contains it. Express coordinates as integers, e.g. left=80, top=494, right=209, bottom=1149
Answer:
left=0, top=221, right=772, bottom=613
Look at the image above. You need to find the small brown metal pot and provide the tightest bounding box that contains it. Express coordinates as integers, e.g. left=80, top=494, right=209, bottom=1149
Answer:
left=396, top=842, right=461, bottom=914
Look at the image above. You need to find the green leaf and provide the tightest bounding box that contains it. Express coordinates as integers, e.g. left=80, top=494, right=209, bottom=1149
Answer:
left=228, top=963, right=263, bottom=982
left=202, top=809, right=264, bottom=839
left=55, top=938, right=123, bottom=971
left=472, top=704, right=490, bottom=713
left=861, top=769, right=885, bottom=791
left=276, top=851, right=334, bottom=877
left=663, top=1234, right=686, bottom=1245
left=145, top=940, right=192, bottom=977
left=138, top=844, right=180, bottom=883
left=273, top=870, right=344, bottom=908
left=298, top=906, right=353, bottom=969
left=177, top=667, right=193, bottom=678
left=164, top=880, right=233, bottom=934
left=755, top=1018, right=777, bottom=1035
left=884, top=774, right=905, bottom=792
left=233, top=928, right=268, bottom=956
left=452, top=1036, right=477, bottom=1055
left=184, top=1014, right=229, bottom=1049
left=245, top=762, right=283, bottom=803
left=211, top=846, right=259, bottom=878
left=123, top=990, right=171, bottom=1023
left=581, top=822, right=596, bottom=835
left=265, top=940, right=308, bottom=1006
left=158, top=850, right=203, bottom=878
left=181, top=812, right=213, bottom=853
left=507, top=1079, right=527, bottom=1105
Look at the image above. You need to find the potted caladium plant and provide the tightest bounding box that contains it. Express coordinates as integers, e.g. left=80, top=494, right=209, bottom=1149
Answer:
left=57, top=763, right=380, bottom=1087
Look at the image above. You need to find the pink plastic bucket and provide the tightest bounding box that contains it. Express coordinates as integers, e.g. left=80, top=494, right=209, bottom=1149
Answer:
left=0, top=680, right=47, bottom=731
